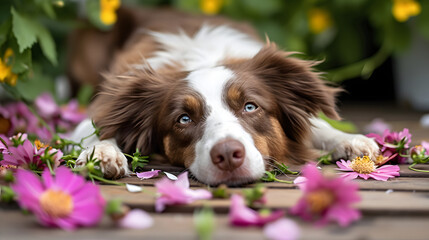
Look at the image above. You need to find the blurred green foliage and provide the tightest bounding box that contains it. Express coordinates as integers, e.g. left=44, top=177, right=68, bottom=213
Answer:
left=0, top=0, right=428, bottom=102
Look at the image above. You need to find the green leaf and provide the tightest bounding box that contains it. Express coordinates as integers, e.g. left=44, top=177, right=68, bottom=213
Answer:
left=11, top=7, right=57, bottom=65
left=35, top=0, right=56, bottom=19
left=77, top=84, right=94, bottom=106
left=11, top=7, right=37, bottom=52
left=10, top=38, right=32, bottom=74
left=85, top=0, right=112, bottom=30
left=37, top=25, right=57, bottom=65
left=417, top=0, right=429, bottom=40
left=0, top=19, right=11, bottom=49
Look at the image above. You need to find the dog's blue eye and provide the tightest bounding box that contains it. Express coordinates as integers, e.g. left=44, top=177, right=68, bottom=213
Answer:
left=244, top=103, right=258, bottom=112
left=178, top=114, right=192, bottom=124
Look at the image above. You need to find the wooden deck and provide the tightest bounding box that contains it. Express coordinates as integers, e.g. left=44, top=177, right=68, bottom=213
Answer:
left=2, top=102, right=429, bottom=239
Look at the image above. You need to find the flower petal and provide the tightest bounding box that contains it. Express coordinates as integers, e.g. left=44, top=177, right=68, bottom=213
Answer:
left=126, top=184, right=143, bottom=193
left=118, top=209, right=153, bottom=229
left=137, top=169, right=161, bottom=179
left=164, top=171, right=179, bottom=181
left=263, top=218, right=301, bottom=240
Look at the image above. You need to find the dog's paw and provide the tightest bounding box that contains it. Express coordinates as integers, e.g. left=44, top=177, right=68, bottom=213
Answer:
left=332, top=134, right=380, bottom=161
left=76, top=141, right=130, bottom=179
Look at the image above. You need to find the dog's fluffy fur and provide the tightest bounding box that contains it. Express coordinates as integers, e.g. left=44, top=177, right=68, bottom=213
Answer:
left=70, top=7, right=379, bottom=185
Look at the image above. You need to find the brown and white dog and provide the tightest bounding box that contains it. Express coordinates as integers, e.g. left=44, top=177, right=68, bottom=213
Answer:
left=70, top=7, right=379, bottom=185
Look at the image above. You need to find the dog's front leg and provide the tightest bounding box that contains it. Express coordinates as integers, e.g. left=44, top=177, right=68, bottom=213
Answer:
left=71, top=119, right=130, bottom=178
left=310, top=117, right=380, bottom=161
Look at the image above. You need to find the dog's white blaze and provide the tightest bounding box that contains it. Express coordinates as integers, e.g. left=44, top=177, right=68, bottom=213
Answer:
left=186, top=67, right=265, bottom=185
left=146, top=25, right=263, bottom=71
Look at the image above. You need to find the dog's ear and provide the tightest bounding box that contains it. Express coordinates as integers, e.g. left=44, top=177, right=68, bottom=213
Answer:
left=91, top=68, right=168, bottom=154
left=248, top=44, right=341, bottom=143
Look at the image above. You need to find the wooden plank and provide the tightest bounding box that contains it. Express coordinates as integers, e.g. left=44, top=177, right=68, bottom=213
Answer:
left=1, top=208, right=429, bottom=240
left=100, top=185, right=429, bottom=215
left=117, top=175, right=429, bottom=192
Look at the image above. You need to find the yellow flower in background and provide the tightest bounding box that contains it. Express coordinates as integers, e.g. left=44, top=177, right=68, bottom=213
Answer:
left=308, top=8, right=332, bottom=34
left=0, top=48, right=18, bottom=86
left=100, top=0, right=120, bottom=25
left=392, top=0, right=421, bottom=22
left=200, top=0, right=224, bottom=15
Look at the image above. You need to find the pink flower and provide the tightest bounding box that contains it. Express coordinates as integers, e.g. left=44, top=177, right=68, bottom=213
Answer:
left=364, top=118, right=391, bottom=135
left=1, top=139, right=62, bottom=171
left=263, top=218, right=300, bottom=240
left=137, top=169, right=161, bottom=179
left=11, top=167, right=105, bottom=230
left=336, top=157, right=400, bottom=181
left=35, top=93, right=86, bottom=133
left=118, top=209, right=153, bottom=229
left=35, top=93, right=60, bottom=119
left=229, top=194, right=284, bottom=227
left=290, top=163, right=361, bottom=227
left=154, top=171, right=212, bottom=212
left=367, top=128, right=411, bottom=164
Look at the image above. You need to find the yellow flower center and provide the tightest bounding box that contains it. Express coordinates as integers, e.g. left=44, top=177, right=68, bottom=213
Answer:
left=305, top=189, right=335, bottom=214
left=100, top=0, right=120, bottom=25
left=34, top=139, right=49, bottom=150
left=0, top=48, right=18, bottom=86
left=0, top=116, right=11, bottom=134
left=308, top=8, right=332, bottom=34
left=200, top=0, right=224, bottom=15
left=350, top=156, right=376, bottom=174
left=392, top=0, right=421, bottom=22
left=39, top=190, right=73, bottom=218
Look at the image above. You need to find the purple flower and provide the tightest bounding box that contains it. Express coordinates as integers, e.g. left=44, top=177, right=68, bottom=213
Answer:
left=263, top=218, right=300, bottom=240
left=336, top=157, right=400, bottom=181
left=11, top=167, right=105, bottom=230
left=118, top=209, right=153, bottom=229
left=137, top=169, right=161, bottom=179
left=229, top=194, right=285, bottom=227
left=154, top=171, right=212, bottom=212
left=367, top=128, right=412, bottom=164
left=290, top=163, right=361, bottom=227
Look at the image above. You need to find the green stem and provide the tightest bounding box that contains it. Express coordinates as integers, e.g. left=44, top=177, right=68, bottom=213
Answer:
left=46, top=159, right=54, bottom=175
left=88, top=173, right=125, bottom=186
left=274, top=178, right=294, bottom=184
left=327, top=41, right=391, bottom=83
left=408, top=163, right=429, bottom=173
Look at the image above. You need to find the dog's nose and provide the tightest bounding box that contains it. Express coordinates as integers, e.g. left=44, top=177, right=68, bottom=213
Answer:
left=210, top=139, right=245, bottom=171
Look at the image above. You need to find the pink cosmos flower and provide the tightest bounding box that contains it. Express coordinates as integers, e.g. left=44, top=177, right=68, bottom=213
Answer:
left=367, top=128, right=411, bottom=164
left=154, top=171, right=212, bottom=212
left=336, top=157, right=400, bottom=181
left=35, top=93, right=86, bottom=132
left=364, top=118, right=391, bottom=135
left=229, top=194, right=284, bottom=227
left=290, top=163, right=361, bottom=227
left=118, top=209, right=153, bottom=229
left=137, top=169, right=161, bottom=179
left=11, top=167, right=105, bottom=230
left=263, top=218, right=300, bottom=240
left=1, top=139, right=62, bottom=171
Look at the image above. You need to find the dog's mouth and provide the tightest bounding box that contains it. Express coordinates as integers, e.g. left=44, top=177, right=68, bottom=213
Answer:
left=190, top=164, right=265, bottom=187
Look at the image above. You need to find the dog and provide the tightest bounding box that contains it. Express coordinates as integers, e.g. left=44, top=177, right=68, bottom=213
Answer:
left=69, top=7, right=379, bottom=185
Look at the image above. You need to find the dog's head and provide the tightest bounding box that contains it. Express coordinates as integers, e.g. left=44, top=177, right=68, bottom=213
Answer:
left=92, top=44, right=340, bottom=185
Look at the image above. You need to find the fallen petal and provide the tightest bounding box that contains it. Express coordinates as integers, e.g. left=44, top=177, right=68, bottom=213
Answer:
left=137, top=170, right=161, bottom=179
left=118, top=209, right=153, bottom=229
left=263, top=218, right=300, bottom=240
left=164, top=171, right=178, bottom=181
left=126, top=184, right=142, bottom=193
